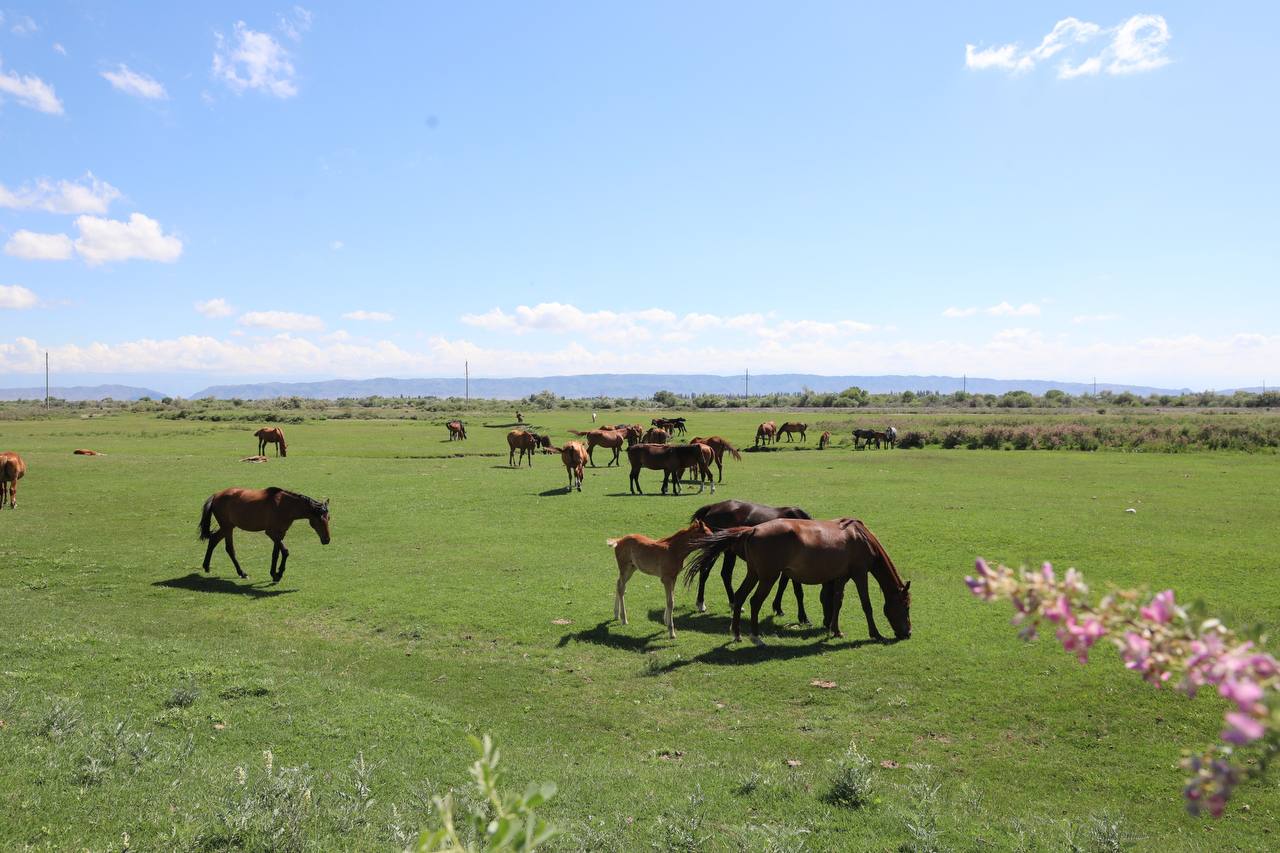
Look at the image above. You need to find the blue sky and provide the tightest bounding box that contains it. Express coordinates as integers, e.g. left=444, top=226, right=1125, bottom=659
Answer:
left=0, top=2, right=1276, bottom=394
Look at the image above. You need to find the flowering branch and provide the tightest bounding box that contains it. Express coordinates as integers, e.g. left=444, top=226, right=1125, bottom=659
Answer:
left=965, top=559, right=1280, bottom=816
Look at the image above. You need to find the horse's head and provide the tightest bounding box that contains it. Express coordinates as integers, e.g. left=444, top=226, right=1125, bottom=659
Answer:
left=309, top=498, right=331, bottom=545
left=885, top=580, right=911, bottom=639
left=536, top=433, right=554, bottom=450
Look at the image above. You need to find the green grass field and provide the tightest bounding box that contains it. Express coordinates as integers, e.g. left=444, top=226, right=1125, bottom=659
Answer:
left=2, top=411, right=1278, bottom=851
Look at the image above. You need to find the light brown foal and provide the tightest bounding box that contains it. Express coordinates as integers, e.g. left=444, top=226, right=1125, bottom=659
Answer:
left=608, top=521, right=711, bottom=639
left=0, top=452, right=26, bottom=509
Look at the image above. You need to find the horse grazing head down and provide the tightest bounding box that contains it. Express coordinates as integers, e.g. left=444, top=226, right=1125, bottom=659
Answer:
left=885, top=580, right=912, bottom=639
left=307, top=497, right=331, bottom=545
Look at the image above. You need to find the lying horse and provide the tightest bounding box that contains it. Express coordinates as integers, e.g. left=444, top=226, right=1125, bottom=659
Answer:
left=777, top=421, right=807, bottom=442
left=608, top=520, right=712, bottom=639
left=627, top=443, right=713, bottom=495
left=0, top=452, right=26, bottom=509
left=689, top=499, right=813, bottom=620
left=683, top=517, right=911, bottom=645
left=446, top=420, right=467, bottom=440
left=198, top=487, right=330, bottom=583
left=255, top=427, right=288, bottom=457
left=507, top=430, right=552, bottom=467
left=568, top=427, right=628, bottom=467
left=689, top=436, right=741, bottom=483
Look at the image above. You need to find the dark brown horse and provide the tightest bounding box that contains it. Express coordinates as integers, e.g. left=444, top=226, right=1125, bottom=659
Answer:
left=689, top=436, right=742, bottom=483
left=198, top=487, right=330, bottom=583
left=255, top=427, right=288, bottom=457
left=683, top=517, right=911, bottom=645
left=652, top=417, right=687, bottom=436
left=852, top=428, right=879, bottom=449
left=0, top=451, right=26, bottom=509
left=507, top=430, right=552, bottom=467
left=551, top=441, right=589, bottom=492
left=446, top=420, right=467, bottom=440
left=568, top=427, right=628, bottom=467
left=689, top=500, right=813, bottom=619
left=818, top=431, right=832, bottom=450
left=754, top=421, right=776, bottom=448
left=777, top=422, right=807, bottom=442
left=627, top=443, right=713, bottom=495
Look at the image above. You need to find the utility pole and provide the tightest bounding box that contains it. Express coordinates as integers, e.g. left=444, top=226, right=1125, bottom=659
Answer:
left=744, top=368, right=749, bottom=400
left=962, top=373, right=966, bottom=395
left=1093, top=376, right=1097, bottom=397
left=45, top=351, right=50, bottom=408
left=464, top=361, right=469, bottom=401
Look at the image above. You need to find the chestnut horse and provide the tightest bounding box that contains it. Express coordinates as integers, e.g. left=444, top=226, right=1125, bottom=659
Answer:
left=689, top=499, right=813, bottom=619
left=0, top=452, right=26, bottom=509
left=626, top=443, right=713, bottom=495
left=446, top=420, right=467, bottom=440
left=608, top=520, right=711, bottom=639
left=507, top=430, right=552, bottom=467
left=255, top=427, right=287, bottom=457
left=568, top=427, right=628, bottom=467
left=754, top=421, right=776, bottom=448
left=551, top=441, right=589, bottom=492
left=777, top=421, right=808, bottom=442
left=689, top=436, right=741, bottom=483
left=683, top=517, right=911, bottom=645
left=818, top=431, right=832, bottom=450
left=198, top=487, right=330, bottom=583
left=641, top=427, right=669, bottom=445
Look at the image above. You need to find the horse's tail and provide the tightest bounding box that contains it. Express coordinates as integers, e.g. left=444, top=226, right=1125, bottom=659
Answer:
left=568, top=429, right=590, bottom=436
left=682, top=527, right=753, bottom=588
left=606, top=538, right=620, bottom=549
left=197, top=496, right=216, bottom=541
left=721, top=439, right=742, bottom=461
left=689, top=503, right=715, bottom=525
left=279, top=434, right=287, bottom=457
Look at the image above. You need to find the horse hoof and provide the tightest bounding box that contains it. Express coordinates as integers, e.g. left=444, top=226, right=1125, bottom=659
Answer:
left=697, top=602, right=707, bottom=613
left=799, top=619, right=812, bottom=626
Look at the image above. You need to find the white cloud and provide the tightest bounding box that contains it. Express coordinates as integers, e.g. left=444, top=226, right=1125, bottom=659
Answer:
left=73, top=213, right=183, bottom=265
left=239, top=311, right=324, bottom=332
left=944, top=302, right=1040, bottom=318
left=0, top=285, right=38, bottom=309
left=195, top=298, right=235, bottom=319
left=966, top=15, right=1171, bottom=80
left=101, top=64, right=168, bottom=100
left=330, top=239, right=344, bottom=250
left=0, top=58, right=63, bottom=114
left=4, top=230, right=73, bottom=260
left=0, top=172, right=121, bottom=214
left=213, top=21, right=299, bottom=98
left=343, top=310, right=393, bottom=322
left=279, top=6, right=312, bottom=42
left=10, top=15, right=37, bottom=36
left=53, top=43, right=66, bottom=56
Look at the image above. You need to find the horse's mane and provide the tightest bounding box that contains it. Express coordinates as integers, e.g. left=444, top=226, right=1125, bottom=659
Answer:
left=265, top=487, right=325, bottom=512
left=850, top=519, right=905, bottom=591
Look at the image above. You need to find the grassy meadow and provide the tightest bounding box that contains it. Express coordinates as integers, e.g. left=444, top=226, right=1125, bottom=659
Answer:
left=1, top=409, right=1279, bottom=851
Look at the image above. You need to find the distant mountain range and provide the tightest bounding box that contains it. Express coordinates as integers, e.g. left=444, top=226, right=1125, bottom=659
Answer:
left=0, top=384, right=167, bottom=402
left=188, top=374, right=1193, bottom=401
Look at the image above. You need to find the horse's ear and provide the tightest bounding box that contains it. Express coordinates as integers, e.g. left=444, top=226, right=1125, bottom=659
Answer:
left=904, top=580, right=911, bottom=591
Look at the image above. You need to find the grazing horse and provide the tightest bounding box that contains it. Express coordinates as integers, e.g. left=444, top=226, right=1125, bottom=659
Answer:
left=683, top=518, right=911, bottom=645
left=551, top=441, right=588, bottom=492
left=198, top=487, right=330, bottom=583
left=626, top=444, right=713, bottom=495
left=852, top=428, right=879, bottom=449
left=507, top=430, right=552, bottom=467
left=568, top=428, right=628, bottom=467
left=886, top=426, right=898, bottom=448
left=641, top=427, right=670, bottom=445
left=255, top=427, right=288, bottom=457
left=652, top=417, right=687, bottom=436
left=689, top=436, right=741, bottom=483
left=818, top=431, right=832, bottom=450
left=754, top=421, right=777, bottom=448
left=689, top=500, right=814, bottom=620
left=446, top=420, right=467, bottom=441
left=0, top=452, right=26, bottom=509
left=777, top=421, right=808, bottom=443
left=608, top=520, right=712, bottom=639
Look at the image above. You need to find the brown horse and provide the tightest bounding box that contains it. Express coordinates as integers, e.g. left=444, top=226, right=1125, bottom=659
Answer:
left=552, top=441, right=588, bottom=492
left=255, top=427, right=288, bottom=457
left=777, top=422, right=808, bottom=443
left=446, top=420, right=467, bottom=441
left=754, top=421, right=776, bottom=448
left=507, top=430, right=552, bottom=467
left=0, top=452, right=26, bottom=509
left=818, top=431, right=831, bottom=450
left=627, top=444, right=713, bottom=495
left=852, top=428, right=878, bottom=449
left=641, top=427, right=670, bottom=445
left=198, top=487, right=330, bottom=583
left=688, top=499, right=814, bottom=618
left=689, top=436, right=742, bottom=483
left=652, top=417, right=687, bottom=436
left=608, top=520, right=711, bottom=639
left=683, top=517, right=911, bottom=645
left=568, top=428, right=628, bottom=467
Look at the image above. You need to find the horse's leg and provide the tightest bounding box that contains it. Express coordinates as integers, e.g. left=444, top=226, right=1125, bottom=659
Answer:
left=772, top=575, right=788, bottom=616
left=273, top=536, right=290, bottom=583
left=830, top=578, right=848, bottom=638
left=748, top=572, right=779, bottom=646
left=719, top=551, right=738, bottom=608
left=614, top=564, right=635, bottom=624
left=851, top=568, right=881, bottom=640
left=269, top=539, right=281, bottom=580
left=793, top=580, right=810, bottom=625
left=730, top=572, right=758, bottom=643
left=695, top=560, right=712, bottom=613
left=663, top=575, right=676, bottom=639
left=610, top=446, right=619, bottom=467
left=223, top=530, right=247, bottom=579
left=202, top=528, right=224, bottom=571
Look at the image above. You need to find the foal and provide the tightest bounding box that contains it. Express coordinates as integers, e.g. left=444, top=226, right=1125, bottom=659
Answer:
left=198, top=487, right=330, bottom=583
left=0, top=452, right=26, bottom=509
left=554, top=441, right=588, bottom=492
left=608, top=521, right=711, bottom=639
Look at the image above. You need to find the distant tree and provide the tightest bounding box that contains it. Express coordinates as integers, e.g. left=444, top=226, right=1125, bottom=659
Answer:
left=652, top=389, right=678, bottom=407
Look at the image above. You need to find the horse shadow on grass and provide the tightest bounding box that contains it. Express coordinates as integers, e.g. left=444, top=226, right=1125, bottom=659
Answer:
left=152, top=572, right=296, bottom=598
left=556, top=620, right=669, bottom=653
left=657, top=634, right=885, bottom=673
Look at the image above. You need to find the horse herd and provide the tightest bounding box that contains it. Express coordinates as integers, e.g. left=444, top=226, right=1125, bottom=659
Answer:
left=0, top=415, right=912, bottom=648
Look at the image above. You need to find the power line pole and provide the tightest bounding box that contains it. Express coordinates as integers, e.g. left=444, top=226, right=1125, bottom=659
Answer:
left=464, top=361, right=469, bottom=401
left=45, top=351, right=49, bottom=408
left=744, top=367, right=749, bottom=400
left=962, top=373, right=966, bottom=395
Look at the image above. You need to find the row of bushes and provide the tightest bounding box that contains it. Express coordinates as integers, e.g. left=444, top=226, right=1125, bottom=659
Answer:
left=891, top=421, right=1280, bottom=452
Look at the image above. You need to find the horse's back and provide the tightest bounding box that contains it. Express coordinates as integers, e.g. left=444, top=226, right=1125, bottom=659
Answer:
left=1, top=452, right=24, bottom=480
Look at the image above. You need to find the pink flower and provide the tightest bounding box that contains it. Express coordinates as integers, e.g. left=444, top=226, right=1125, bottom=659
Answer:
left=1121, top=632, right=1151, bottom=672
left=1218, top=679, right=1264, bottom=712
left=1044, top=595, right=1072, bottom=624
left=1057, top=617, right=1106, bottom=663
left=1140, top=589, right=1176, bottom=624
left=1041, top=563, right=1055, bottom=584
left=1223, top=711, right=1265, bottom=744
